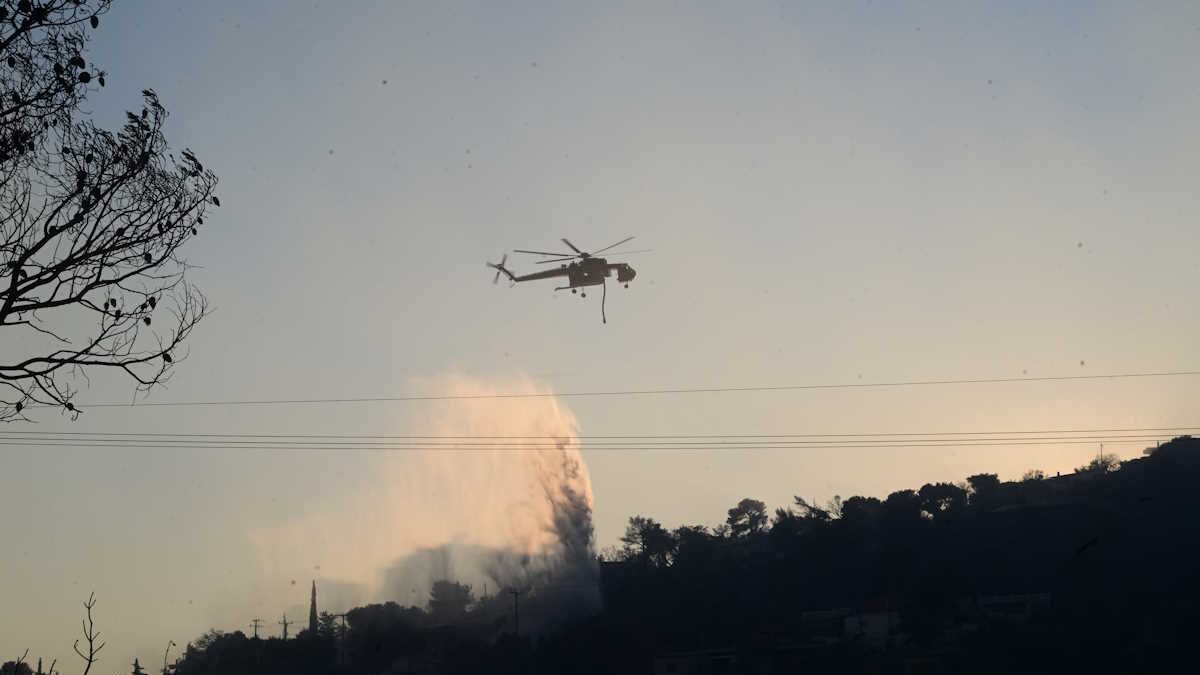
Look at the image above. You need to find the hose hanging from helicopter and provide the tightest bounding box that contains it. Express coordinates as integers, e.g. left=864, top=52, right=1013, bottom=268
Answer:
left=601, top=279, right=607, bottom=324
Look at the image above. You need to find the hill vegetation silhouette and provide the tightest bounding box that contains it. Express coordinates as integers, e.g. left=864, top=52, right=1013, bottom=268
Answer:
left=10, top=436, right=1198, bottom=674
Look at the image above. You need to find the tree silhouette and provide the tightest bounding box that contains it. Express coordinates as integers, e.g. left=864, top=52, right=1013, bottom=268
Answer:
left=770, top=506, right=804, bottom=536
left=825, top=494, right=843, bottom=518
left=73, top=593, right=104, bottom=675
left=154, top=436, right=1200, bottom=675
left=671, top=524, right=711, bottom=552
left=0, top=657, right=33, bottom=675
left=793, top=495, right=832, bottom=521
left=879, top=488, right=924, bottom=536
left=190, top=631, right=222, bottom=653
left=0, top=1, right=111, bottom=162
left=839, top=495, right=882, bottom=525
left=1, top=0, right=218, bottom=421
left=1076, top=453, right=1120, bottom=474
left=619, top=515, right=651, bottom=557
left=316, top=612, right=340, bottom=640
left=725, top=497, right=767, bottom=537
left=11, top=593, right=103, bottom=675
left=917, top=482, right=967, bottom=520
left=428, top=580, right=473, bottom=622
left=619, top=515, right=676, bottom=566
left=967, top=473, right=1001, bottom=507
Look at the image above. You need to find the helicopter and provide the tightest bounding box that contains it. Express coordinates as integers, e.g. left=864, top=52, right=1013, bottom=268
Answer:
left=487, top=236, right=646, bottom=323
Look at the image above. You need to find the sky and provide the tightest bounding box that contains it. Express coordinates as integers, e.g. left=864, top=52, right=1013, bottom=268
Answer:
left=3, top=0, right=1200, bottom=669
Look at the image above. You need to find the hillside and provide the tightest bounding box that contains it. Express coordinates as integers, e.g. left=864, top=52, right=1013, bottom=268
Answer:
left=137, top=436, right=1200, bottom=674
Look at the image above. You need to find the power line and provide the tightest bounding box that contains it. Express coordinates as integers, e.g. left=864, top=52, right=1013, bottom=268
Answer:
left=2, top=427, right=1190, bottom=452
left=0, top=438, right=1177, bottom=451
left=39, top=369, right=1200, bottom=409
left=2, top=425, right=1197, bottom=440
left=0, top=433, right=1183, bottom=447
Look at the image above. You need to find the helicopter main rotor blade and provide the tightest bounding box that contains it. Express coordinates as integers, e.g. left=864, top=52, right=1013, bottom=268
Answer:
left=603, top=248, right=653, bottom=256
left=514, top=248, right=575, bottom=257
left=561, top=238, right=584, bottom=254
left=535, top=257, right=577, bottom=264
left=592, top=236, right=635, bottom=254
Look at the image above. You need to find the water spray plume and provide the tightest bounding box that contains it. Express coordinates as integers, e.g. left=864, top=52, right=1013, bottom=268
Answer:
left=246, top=372, right=600, bottom=632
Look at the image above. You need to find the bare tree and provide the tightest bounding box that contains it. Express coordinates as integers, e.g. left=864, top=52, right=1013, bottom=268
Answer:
left=72, top=593, right=104, bottom=675
left=7, top=593, right=103, bottom=675
left=1, top=0, right=219, bottom=421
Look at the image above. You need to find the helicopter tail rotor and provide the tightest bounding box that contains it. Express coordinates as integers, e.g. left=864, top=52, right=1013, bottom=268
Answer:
left=487, top=254, right=511, bottom=285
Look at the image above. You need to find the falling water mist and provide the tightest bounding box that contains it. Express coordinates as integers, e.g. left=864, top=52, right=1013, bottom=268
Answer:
left=246, top=372, right=601, bottom=635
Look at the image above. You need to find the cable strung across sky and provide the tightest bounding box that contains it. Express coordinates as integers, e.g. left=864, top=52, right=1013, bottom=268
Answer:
left=37, top=369, right=1200, bottom=409
left=1, top=427, right=1194, bottom=451
left=4, top=426, right=1197, bottom=439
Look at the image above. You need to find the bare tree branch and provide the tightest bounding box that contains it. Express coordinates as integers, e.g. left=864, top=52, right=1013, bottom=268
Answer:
left=1, top=2, right=218, bottom=421
left=72, top=593, right=105, bottom=675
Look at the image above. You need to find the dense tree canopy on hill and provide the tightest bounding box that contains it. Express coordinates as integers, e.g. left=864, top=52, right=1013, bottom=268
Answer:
left=20, top=436, right=1198, bottom=675
left=152, top=435, right=1199, bottom=674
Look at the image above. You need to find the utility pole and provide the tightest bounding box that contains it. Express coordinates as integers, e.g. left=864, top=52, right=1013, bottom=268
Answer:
left=250, top=619, right=263, bottom=639
left=509, top=588, right=521, bottom=636
left=332, top=613, right=348, bottom=666
left=278, top=613, right=292, bottom=640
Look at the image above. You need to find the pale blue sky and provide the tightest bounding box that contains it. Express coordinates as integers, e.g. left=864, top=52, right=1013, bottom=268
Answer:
left=3, top=0, right=1199, bottom=669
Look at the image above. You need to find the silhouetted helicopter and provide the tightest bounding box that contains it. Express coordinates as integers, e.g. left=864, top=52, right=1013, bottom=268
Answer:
left=487, top=237, right=647, bottom=323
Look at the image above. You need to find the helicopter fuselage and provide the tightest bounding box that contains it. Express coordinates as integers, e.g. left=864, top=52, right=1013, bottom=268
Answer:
left=502, top=256, right=636, bottom=289
left=561, top=257, right=636, bottom=288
